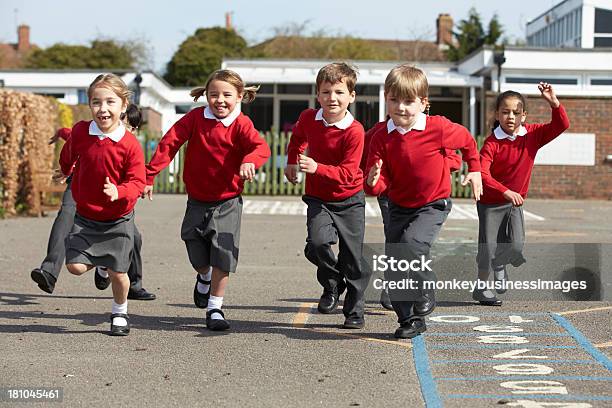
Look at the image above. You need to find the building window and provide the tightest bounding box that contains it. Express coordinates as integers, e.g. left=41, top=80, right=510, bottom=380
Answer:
left=35, top=92, right=65, bottom=99
left=277, top=84, right=312, bottom=95
left=594, top=37, right=612, bottom=47
left=77, top=89, right=88, bottom=104
left=355, top=85, right=379, bottom=96
left=591, top=78, right=612, bottom=86
left=241, top=97, right=273, bottom=131
left=506, top=77, right=577, bottom=85
left=256, top=84, right=274, bottom=94
left=595, top=8, right=612, bottom=33
left=354, top=100, right=379, bottom=130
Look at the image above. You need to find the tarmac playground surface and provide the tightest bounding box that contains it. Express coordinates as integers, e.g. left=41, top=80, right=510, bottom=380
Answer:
left=0, top=195, right=610, bottom=407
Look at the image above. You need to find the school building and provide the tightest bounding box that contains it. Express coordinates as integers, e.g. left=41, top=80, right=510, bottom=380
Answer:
left=1, top=1, right=610, bottom=199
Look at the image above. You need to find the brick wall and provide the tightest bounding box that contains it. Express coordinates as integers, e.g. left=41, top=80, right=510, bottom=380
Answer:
left=485, top=93, right=612, bottom=200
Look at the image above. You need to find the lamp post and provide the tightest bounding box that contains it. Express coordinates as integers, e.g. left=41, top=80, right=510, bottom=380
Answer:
left=493, top=49, right=506, bottom=94
left=133, top=73, right=142, bottom=104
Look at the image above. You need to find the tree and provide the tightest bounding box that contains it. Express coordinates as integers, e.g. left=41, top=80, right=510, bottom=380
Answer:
left=25, top=39, right=140, bottom=69
left=164, top=27, right=248, bottom=87
left=446, top=8, right=503, bottom=61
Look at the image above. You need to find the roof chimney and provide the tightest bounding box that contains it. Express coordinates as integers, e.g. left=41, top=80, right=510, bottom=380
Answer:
left=225, top=12, right=233, bottom=31
left=436, top=14, right=453, bottom=49
left=17, top=25, right=30, bottom=52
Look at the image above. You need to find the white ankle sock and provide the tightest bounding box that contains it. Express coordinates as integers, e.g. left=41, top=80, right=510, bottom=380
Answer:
left=111, top=300, right=128, bottom=326
left=196, top=268, right=212, bottom=294
left=97, top=267, right=109, bottom=278
left=207, top=295, right=224, bottom=320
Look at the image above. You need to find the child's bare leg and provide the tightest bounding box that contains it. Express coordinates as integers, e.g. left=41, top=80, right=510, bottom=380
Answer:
left=210, top=267, right=229, bottom=298
left=66, top=263, right=94, bottom=275
left=109, top=269, right=129, bottom=304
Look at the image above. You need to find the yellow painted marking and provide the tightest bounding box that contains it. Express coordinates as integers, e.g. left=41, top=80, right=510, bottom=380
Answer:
left=594, top=341, right=612, bottom=348
left=292, top=302, right=317, bottom=328
left=291, top=303, right=411, bottom=348
left=555, top=306, right=612, bottom=315
left=306, top=327, right=412, bottom=348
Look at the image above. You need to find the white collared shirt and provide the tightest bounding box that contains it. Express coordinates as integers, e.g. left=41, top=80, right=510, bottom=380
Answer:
left=314, top=108, right=354, bottom=129
left=203, top=105, right=241, bottom=127
left=493, top=125, right=528, bottom=141
left=89, top=121, right=126, bottom=142
left=386, top=112, right=427, bottom=135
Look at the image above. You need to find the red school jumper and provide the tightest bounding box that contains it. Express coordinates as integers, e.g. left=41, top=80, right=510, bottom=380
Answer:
left=365, top=115, right=481, bottom=208
left=480, top=105, right=570, bottom=205
left=145, top=107, right=270, bottom=201
left=287, top=109, right=365, bottom=202
left=59, top=121, right=145, bottom=221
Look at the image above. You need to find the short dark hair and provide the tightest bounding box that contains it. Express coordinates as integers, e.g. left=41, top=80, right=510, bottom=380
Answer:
left=315, top=62, right=358, bottom=93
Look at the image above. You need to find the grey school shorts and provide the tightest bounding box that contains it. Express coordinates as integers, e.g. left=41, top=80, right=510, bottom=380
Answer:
left=180, top=196, right=243, bottom=273
left=65, top=211, right=136, bottom=273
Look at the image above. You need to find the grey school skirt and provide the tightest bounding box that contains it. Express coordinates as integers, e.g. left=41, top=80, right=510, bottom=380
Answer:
left=65, top=211, right=136, bottom=273
left=181, top=196, right=242, bottom=273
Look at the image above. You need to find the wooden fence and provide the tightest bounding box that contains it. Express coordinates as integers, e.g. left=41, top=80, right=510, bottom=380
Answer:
left=144, top=131, right=485, bottom=198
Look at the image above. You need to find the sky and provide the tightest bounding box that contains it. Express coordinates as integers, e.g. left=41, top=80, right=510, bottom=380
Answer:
left=0, top=0, right=561, bottom=72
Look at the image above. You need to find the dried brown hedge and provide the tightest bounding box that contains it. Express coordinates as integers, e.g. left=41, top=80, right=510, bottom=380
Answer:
left=0, top=90, right=57, bottom=216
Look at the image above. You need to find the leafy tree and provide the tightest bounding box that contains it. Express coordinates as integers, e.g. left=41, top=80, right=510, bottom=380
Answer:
left=25, top=39, right=139, bottom=69
left=446, top=8, right=503, bottom=61
left=164, top=27, right=248, bottom=87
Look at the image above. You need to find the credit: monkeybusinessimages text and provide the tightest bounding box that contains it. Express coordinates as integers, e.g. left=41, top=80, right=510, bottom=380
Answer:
left=371, top=255, right=588, bottom=293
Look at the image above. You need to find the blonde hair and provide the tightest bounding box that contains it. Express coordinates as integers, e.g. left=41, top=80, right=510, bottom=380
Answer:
left=87, top=73, right=142, bottom=129
left=87, top=73, right=132, bottom=104
left=190, top=69, right=259, bottom=103
left=384, top=65, right=430, bottom=113
left=316, top=62, right=358, bottom=93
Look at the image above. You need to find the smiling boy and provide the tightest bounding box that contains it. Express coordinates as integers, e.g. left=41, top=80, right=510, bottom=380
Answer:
left=285, top=62, right=369, bottom=329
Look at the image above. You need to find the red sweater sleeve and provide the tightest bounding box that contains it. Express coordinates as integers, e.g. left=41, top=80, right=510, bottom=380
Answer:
left=445, top=149, right=462, bottom=172
left=364, top=131, right=389, bottom=196
left=439, top=117, right=481, bottom=172
left=315, top=125, right=364, bottom=185
left=239, top=117, right=271, bottom=169
left=480, top=137, right=509, bottom=195
left=534, top=104, right=571, bottom=148
left=57, top=128, right=71, bottom=141
left=286, top=111, right=309, bottom=165
left=59, top=122, right=85, bottom=176
left=116, top=140, right=146, bottom=201
left=145, top=110, right=194, bottom=185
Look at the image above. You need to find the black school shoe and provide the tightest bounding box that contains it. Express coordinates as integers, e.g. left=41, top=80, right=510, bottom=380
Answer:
left=31, top=268, right=56, bottom=294
left=128, top=288, right=156, bottom=301
left=206, top=309, right=230, bottom=331
left=193, top=274, right=211, bottom=309
left=413, top=290, right=436, bottom=316
left=380, top=290, right=393, bottom=310
left=110, top=313, right=130, bottom=336
left=317, top=281, right=346, bottom=314
left=94, top=267, right=111, bottom=290
left=343, top=316, right=365, bottom=329
left=394, top=318, right=426, bottom=339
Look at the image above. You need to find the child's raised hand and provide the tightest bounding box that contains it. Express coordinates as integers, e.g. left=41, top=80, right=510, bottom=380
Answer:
left=298, top=154, right=318, bottom=174
left=503, top=189, right=524, bottom=206
left=538, top=82, right=560, bottom=108
left=103, top=177, right=119, bottom=202
left=239, top=162, right=256, bottom=182
left=51, top=168, right=67, bottom=184
left=462, top=171, right=482, bottom=201
left=284, top=165, right=299, bottom=184
left=141, top=185, right=154, bottom=201
left=367, top=159, right=383, bottom=187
